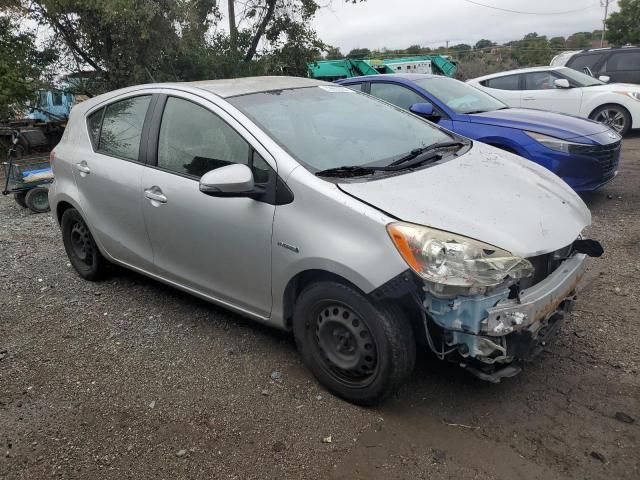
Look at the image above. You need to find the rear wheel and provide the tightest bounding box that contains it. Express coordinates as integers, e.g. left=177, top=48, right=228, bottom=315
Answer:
left=293, top=281, right=415, bottom=405
left=24, top=187, right=50, bottom=213
left=14, top=191, right=28, bottom=208
left=589, top=104, right=631, bottom=136
left=61, top=208, right=106, bottom=281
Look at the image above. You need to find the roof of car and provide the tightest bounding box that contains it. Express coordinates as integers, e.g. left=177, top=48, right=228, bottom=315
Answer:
left=471, top=66, right=565, bottom=82
left=339, top=73, right=444, bottom=83
left=186, top=76, right=329, bottom=98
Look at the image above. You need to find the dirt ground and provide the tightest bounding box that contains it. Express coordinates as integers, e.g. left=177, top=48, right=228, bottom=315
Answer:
left=1, top=136, right=639, bottom=480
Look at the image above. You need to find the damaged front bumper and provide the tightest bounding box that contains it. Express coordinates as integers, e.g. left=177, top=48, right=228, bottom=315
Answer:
left=424, top=253, right=587, bottom=382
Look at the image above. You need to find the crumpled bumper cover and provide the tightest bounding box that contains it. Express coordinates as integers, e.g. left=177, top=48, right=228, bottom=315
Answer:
left=424, top=253, right=587, bottom=380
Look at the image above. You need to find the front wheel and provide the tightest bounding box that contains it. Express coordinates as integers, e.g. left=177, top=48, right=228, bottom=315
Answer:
left=61, top=208, right=106, bottom=281
left=589, top=104, right=631, bottom=136
left=293, top=281, right=416, bottom=405
left=14, top=191, right=28, bottom=208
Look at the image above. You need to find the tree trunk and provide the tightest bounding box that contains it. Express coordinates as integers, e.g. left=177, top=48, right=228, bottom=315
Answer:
left=228, top=0, right=237, bottom=53
left=243, top=0, right=277, bottom=63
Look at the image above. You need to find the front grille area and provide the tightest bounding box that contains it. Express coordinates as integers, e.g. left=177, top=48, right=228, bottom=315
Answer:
left=523, top=244, right=574, bottom=288
left=570, top=140, right=621, bottom=181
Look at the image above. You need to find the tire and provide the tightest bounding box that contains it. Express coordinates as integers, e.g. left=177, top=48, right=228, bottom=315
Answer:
left=61, top=208, right=106, bottom=281
left=293, top=281, right=416, bottom=405
left=14, top=191, right=28, bottom=208
left=589, top=104, right=631, bottom=136
left=24, top=187, right=50, bottom=213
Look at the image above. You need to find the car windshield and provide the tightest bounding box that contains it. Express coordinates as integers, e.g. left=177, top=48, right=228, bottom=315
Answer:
left=412, top=77, right=507, bottom=114
left=228, top=85, right=453, bottom=172
left=557, top=67, right=605, bottom=87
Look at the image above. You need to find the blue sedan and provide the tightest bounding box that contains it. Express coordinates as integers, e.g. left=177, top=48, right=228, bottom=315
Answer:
left=336, top=74, right=621, bottom=192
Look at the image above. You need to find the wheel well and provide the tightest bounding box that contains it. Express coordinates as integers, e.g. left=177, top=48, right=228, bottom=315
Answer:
left=589, top=103, right=631, bottom=120
left=56, top=201, right=74, bottom=224
left=282, top=270, right=361, bottom=330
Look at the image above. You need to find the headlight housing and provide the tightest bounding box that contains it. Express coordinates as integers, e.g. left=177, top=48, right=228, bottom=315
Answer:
left=614, top=91, right=640, bottom=101
left=387, top=222, right=533, bottom=292
left=524, top=131, right=587, bottom=153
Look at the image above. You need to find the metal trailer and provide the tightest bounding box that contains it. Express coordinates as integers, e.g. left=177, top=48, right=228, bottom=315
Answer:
left=2, top=132, right=52, bottom=213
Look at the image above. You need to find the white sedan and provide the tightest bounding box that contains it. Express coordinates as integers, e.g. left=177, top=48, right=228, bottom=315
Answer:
left=468, top=66, right=640, bottom=135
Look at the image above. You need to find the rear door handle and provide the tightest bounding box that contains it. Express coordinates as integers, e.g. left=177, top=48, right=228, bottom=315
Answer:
left=522, top=97, right=535, bottom=101
left=144, top=187, right=167, bottom=204
left=76, top=162, right=91, bottom=174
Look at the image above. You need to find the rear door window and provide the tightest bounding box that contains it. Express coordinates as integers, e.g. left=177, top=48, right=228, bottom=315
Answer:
left=482, top=74, right=521, bottom=90
left=97, top=96, right=151, bottom=161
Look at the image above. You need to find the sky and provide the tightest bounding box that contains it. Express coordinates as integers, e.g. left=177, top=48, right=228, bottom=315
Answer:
left=311, top=0, right=620, bottom=53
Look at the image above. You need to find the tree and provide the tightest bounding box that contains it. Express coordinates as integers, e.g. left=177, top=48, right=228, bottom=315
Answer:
left=405, top=44, right=421, bottom=55
left=607, top=0, right=640, bottom=45
left=0, top=16, right=56, bottom=118
left=347, top=48, right=371, bottom=59
left=2, top=0, right=364, bottom=92
left=325, top=47, right=344, bottom=59
left=566, top=32, right=591, bottom=49
left=474, top=39, right=494, bottom=50
left=549, top=36, right=566, bottom=50
left=450, top=43, right=472, bottom=60
left=509, top=32, right=552, bottom=66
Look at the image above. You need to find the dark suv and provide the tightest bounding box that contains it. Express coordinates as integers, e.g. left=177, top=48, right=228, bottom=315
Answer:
left=552, top=47, right=640, bottom=85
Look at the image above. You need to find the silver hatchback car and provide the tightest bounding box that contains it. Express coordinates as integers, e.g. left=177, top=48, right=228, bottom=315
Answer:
left=49, top=76, right=602, bottom=404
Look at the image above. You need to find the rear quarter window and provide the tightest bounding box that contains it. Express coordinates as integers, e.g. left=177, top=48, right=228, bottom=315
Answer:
left=567, top=53, right=604, bottom=71
left=482, top=74, right=521, bottom=90
left=86, top=108, right=104, bottom=149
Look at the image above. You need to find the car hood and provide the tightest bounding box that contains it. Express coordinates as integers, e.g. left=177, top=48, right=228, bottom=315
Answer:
left=339, top=143, right=590, bottom=257
left=467, top=108, right=608, bottom=140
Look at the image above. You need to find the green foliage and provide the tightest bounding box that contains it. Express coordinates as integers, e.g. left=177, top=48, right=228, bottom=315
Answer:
left=474, top=39, right=494, bottom=50
left=3, top=0, right=359, bottom=94
left=607, top=0, right=640, bottom=46
left=508, top=32, right=553, bottom=66
left=347, top=48, right=371, bottom=59
left=0, top=16, right=56, bottom=118
left=325, top=47, right=344, bottom=60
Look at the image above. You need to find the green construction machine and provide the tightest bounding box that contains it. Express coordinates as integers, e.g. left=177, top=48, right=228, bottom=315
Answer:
left=308, top=55, right=457, bottom=81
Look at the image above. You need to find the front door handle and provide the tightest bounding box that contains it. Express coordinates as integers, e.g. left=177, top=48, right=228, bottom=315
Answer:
left=144, top=187, right=167, bottom=204
left=76, top=162, right=91, bottom=174
left=522, top=97, right=535, bottom=101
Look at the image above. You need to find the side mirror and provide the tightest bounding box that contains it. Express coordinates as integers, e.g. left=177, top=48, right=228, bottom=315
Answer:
left=598, top=75, right=611, bottom=83
left=410, top=102, right=440, bottom=119
left=554, top=78, right=571, bottom=89
left=199, top=164, right=255, bottom=197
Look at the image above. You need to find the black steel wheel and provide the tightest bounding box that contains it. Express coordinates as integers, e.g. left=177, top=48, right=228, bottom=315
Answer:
left=590, top=104, right=631, bottom=136
left=313, top=302, right=379, bottom=388
left=61, top=208, right=105, bottom=281
left=293, top=281, right=415, bottom=405
left=14, top=191, right=28, bottom=208
left=24, top=187, right=50, bottom=213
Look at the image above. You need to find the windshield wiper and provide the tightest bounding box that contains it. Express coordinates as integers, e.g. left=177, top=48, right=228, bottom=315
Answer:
left=315, top=165, right=384, bottom=177
left=388, top=141, right=465, bottom=167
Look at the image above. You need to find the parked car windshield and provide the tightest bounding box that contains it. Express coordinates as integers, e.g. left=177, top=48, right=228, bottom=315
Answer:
left=412, top=77, right=507, bottom=114
left=228, top=86, right=454, bottom=172
left=557, top=67, right=605, bottom=87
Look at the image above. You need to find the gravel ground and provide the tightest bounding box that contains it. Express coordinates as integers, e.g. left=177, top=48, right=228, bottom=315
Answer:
left=1, top=137, right=639, bottom=479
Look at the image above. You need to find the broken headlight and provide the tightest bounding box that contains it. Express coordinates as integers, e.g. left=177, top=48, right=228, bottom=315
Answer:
left=387, top=222, right=533, bottom=290
left=524, top=131, right=588, bottom=153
